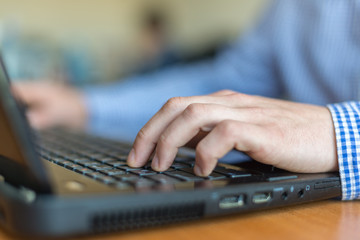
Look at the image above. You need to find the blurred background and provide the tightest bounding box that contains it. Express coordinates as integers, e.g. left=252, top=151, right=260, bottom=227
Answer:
left=0, top=0, right=267, bottom=85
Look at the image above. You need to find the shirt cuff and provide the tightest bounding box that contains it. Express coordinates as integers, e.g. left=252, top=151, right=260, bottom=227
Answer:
left=327, top=102, right=360, bottom=200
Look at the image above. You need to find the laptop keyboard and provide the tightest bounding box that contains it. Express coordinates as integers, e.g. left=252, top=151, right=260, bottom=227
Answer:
left=36, top=130, right=257, bottom=190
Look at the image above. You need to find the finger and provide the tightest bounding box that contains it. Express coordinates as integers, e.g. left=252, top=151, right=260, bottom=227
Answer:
left=194, top=120, right=265, bottom=176
left=184, top=130, right=209, bottom=148
left=128, top=93, right=274, bottom=168
left=151, top=103, right=266, bottom=171
left=128, top=97, right=188, bottom=167
left=26, top=109, right=53, bottom=129
left=128, top=94, right=247, bottom=167
left=12, top=82, right=52, bottom=105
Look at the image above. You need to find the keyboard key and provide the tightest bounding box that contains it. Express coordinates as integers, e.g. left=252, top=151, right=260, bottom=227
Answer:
left=174, top=158, right=195, bottom=167
left=206, top=172, right=227, bottom=180
left=70, top=157, right=92, bottom=163
left=113, top=182, right=132, bottom=189
left=78, top=161, right=102, bottom=167
left=77, top=150, right=97, bottom=157
left=164, top=171, right=204, bottom=182
left=64, top=154, right=83, bottom=160
left=96, top=176, right=117, bottom=185
left=85, top=172, right=106, bottom=179
left=112, top=173, right=139, bottom=181
left=88, top=164, right=113, bottom=171
left=141, top=162, right=153, bottom=169
left=87, top=153, right=107, bottom=160
left=65, top=163, right=84, bottom=171
left=57, top=160, right=73, bottom=167
left=147, top=174, right=182, bottom=184
left=75, top=168, right=95, bottom=174
left=100, top=169, right=127, bottom=176
left=107, top=152, right=128, bottom=160
left=49, top=157, right=66, bottom=164
left=180, top=167, right=227, bottom=180
left=213, top=166, right=252, bottom=178
left=122, top=176, right=155, bottom=188
left=170, top=162, right=189, bottom=169
left=129, top=169, right=158, bottom=176
left=117, top=166, right=142, bottom=172
left=97, top=157, right=117, bottom=163
left=105, top=160, right=128, bottom=167
left=49, top=151, right=66, bottom=157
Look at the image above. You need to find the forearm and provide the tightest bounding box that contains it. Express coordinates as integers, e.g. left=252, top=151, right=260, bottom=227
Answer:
left=82, top=61, right=221, bottom=140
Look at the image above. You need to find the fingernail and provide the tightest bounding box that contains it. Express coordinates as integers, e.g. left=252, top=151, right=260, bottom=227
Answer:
left=152, top=154, right=160, bottom=171
left=127, top=148, right=136, bottom=165
left=194, top=164, right=203, bottom=176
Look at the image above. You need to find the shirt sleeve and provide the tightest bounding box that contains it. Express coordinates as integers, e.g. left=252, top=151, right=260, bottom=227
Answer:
left=82, top=1, right=283, bottom=141
left=82, top=61, right=223, bottom=141
left=327, top=102, right=360, bottom=200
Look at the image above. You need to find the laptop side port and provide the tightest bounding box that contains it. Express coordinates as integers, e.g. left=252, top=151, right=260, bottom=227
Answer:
left=252, top=192, right=272, bottom=204
left=219, top=195, right=245, bottom=209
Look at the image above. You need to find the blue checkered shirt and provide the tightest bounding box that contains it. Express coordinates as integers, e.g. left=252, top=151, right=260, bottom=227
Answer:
left=328, top=103, right=360, bottom=200
left=83, top=0, right=360, bottom=200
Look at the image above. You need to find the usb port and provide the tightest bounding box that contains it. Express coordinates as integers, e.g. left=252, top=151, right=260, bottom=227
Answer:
left=219, top=195, right=245, bottom=209
left=252, top=192, right=272, bottom=204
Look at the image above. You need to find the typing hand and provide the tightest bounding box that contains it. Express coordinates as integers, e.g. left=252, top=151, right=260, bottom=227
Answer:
left=127, top=90, right=338, bottom=176
left=12, top=81, right=87, bottom=130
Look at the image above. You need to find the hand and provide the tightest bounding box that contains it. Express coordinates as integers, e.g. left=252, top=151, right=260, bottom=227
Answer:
left=127, top=90, right=338, bottom=176
left=12, top=81, right=87, bottom=130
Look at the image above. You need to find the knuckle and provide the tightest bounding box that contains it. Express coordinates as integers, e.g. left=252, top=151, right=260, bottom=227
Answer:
left=231, top=92, right=259, bottom=105
left=183, top=103, right=205, bottom=120
left=230, top=92, right=247, bottom=101
left=218, top=120, right=239, bottom=138
left=164, top=97, right=185, bottom=111
left=217, top=89, right=235, bottom=95
left=248, top=107, right=265, bottom=116
left=158, top=133, right=171, bottom=148
left=136, top=128, right=150, bottom=142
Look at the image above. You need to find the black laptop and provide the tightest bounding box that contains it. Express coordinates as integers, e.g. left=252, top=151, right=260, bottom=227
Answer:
left=0, top=56, right=341, bottom=237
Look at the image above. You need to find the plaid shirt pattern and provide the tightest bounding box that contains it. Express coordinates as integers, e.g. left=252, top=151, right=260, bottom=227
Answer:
left=328, top=102, right=360, bottom=200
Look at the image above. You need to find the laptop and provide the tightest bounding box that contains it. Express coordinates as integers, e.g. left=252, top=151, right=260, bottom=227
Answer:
left=0, top=55, right=341, bottom=237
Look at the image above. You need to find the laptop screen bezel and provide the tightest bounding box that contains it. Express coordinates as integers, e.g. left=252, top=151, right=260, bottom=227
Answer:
left=0, top=55, right=52, bottom=193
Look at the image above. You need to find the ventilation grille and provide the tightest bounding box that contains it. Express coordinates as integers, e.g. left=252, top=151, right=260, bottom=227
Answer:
left=90, top=202, right=205, bottom=233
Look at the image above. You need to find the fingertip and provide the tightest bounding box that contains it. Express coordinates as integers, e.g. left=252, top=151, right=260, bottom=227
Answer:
left=126, top=148, right=139, bottom=167
left=194, top=150, right=218, bottom=177
left=194, top=164, right=206, bottom=177
left=151, top=153, right=176, bottom=172
left=126, top=148, right=148, bottom=168
left=151, top=154, right=161, bottom=171
left=26, top=111, right=47, bottom=130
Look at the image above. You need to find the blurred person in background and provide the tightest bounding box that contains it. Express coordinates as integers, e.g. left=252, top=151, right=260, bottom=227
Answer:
left=13, top=0, right=360, bottom=200
left=135, top=9, right=179, bottom=73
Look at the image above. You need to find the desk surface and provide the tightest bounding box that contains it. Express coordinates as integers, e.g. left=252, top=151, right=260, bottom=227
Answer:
left=0, top=200, right=359, bottom=240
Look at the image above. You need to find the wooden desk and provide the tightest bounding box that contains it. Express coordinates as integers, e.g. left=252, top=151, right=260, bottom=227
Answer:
left=0, top=200, right=358, bottom=240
